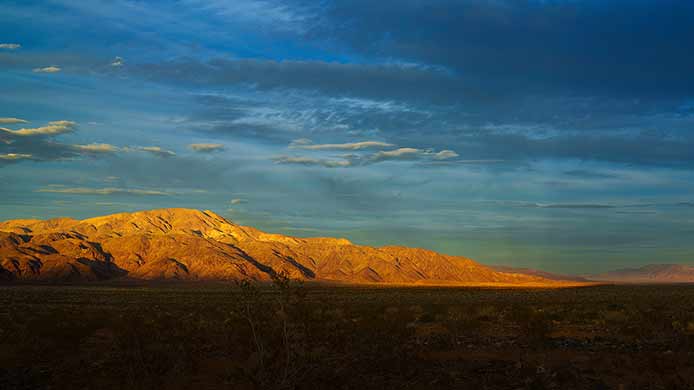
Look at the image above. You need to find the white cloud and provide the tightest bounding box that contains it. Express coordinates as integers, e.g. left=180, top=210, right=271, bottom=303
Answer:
left=370, top=147, right=422, bottom=162
left=111, top=56, right=124, bottom=67
left=433, top=150, right=459, bottom=160
left=0, top=120, right=76, bottom=136
left=274, top=145, right=462, bottom=168
left=273, top=156, right=352, bottom=168
left=137, top=146, right=176, bottom=157
left=0, top=118, right=28, bottom=124
left=32, top=66, right=61, bottom=73
left=189, top=143, right=225, bottom=152
left=0, top=43, right=21, bottom=50
left=290, top=140, right=394, bottom=151
left=0, top=153, right=32, bottom=160
left=36, top=187, right=170, bottom=196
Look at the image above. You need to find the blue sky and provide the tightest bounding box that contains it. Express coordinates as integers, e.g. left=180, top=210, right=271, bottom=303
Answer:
left=2, top=0, right=694, bottom=273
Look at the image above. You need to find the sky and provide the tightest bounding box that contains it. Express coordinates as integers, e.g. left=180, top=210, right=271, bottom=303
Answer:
left=1, top=0, right=694, bottom=274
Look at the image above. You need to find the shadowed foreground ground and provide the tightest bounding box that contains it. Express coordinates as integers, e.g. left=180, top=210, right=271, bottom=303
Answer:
left=2, top=283, right=694, bottom=389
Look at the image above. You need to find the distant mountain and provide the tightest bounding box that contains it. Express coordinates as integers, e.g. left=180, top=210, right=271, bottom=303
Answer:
left=589, top=264, right=694, bottom=283
left=0, top=208, right=582, bottom=286
left=490, top=265, right=589, bottom=282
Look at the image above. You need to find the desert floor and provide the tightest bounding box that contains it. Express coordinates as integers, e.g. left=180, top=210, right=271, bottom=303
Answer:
left=2, top=283, right=694, bottom=389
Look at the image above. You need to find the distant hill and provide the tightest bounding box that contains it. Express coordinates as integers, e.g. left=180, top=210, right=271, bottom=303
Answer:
left=490, top=265, right=590, bottom=282
left=0, top=208, right=582, bottom=286
left=589, top=264, right=694, bottom=283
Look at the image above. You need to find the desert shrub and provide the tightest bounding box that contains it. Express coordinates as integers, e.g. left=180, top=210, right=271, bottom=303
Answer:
left=229, top=272, right=313, bottom=389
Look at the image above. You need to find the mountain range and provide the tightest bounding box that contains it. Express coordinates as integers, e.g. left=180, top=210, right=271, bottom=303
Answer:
left=0, top=208, right=581, bottom=286
left=1, top=208, right=691, bottom=285
left=587, top=264, right=694, bottom=284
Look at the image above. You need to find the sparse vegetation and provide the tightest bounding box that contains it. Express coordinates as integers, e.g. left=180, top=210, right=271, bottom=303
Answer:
left=2, top=284, right=694, bottom=389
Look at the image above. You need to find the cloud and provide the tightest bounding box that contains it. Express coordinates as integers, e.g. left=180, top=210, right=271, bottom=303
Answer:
left=32, top=66, right=61, bottom=73
left=189, top=143, right=225, bottom=152
left=0, top=43, right=20, bottom=50
left=313, top=0, right=694, bottom=99
left=563, top=170, right=619, bottom=180
left=0, top=153, right=32, bottom=160
left=35, top=187, right=170, bottom=196
left=71, top=143, right=119, bottom=153
left=0, top=120, right=76, bottom=137
left=433, top=150, right=459, bottom=160
left=0, top=118, right=28, bottom=124
left=290, top=140, right=394, bottom=151
left=135, top=58, right=467, bottom=104
left=277, top=139, right=461, bottom=168
left=230, top=198, right=247, bottom=205
left=529, top=203, right=617, bottom=209
left=136, top=146, right=176, bottom=157
left=273, top=155, right=352, bottom=168
left=111, top=56, right=124, bottom=67
left=369, top=147, right=422, bottom=162
left=288, top=138, right=311, bottom=146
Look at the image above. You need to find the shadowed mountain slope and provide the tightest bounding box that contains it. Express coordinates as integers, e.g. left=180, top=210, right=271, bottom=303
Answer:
left=0, top=208, right=580, bottom=285
left=589, top=264, right=694, bottom=283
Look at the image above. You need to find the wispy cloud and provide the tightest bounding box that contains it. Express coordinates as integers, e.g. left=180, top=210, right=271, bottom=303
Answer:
left=0, top=120, right=76, bottom=137
left=0, top=43, right=21, bottom=50
left=273, top=156, right=352, bottom=168
left=111, top=56, right=124, bottom=67
left=290, top=139, right=394, bottom=151
left=0, top=118, right=28, bottom=124
left=32, top=66, right=61, bottom=73
left=0, top=153, right=32, bottom=160
left=35, top=187, right=170, bottom=196
left=277, top=139, right=461, bottom=168
left=529, top=203, right=617, bottom=209
left=132, top=146, right=176, bottom=157
left=369, top=147, right=422, bottom=162
left=433, top=150, right=459, bottom=160
left=71, top=143, right=119, bottom=153
left=189, top=143, right=225, bottom=152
